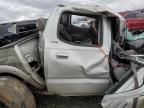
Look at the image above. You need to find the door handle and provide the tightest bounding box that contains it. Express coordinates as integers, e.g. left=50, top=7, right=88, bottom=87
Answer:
left=56, top=53, right=69, bottom=58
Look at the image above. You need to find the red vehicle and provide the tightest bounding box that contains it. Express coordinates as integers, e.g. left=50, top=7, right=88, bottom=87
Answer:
left=120, top=9, right=144, bottom=31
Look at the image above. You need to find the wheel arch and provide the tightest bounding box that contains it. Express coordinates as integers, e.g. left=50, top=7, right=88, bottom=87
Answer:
left=0, top=65, right=45, bottom=89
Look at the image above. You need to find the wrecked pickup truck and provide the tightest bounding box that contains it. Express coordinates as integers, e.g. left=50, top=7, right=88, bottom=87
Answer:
left=0, top=4, right=144, bottom=108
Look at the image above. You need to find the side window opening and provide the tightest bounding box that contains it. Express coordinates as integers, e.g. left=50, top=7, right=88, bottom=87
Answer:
left=58, top=13, right=103, bottom=47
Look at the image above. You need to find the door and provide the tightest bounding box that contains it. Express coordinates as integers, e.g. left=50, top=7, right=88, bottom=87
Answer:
left=102, top=63, right=144, bottom=108
left=44, top=8, right=112, bottom=96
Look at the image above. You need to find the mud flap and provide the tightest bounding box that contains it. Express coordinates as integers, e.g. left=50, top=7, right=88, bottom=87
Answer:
left=101, top=68, right=144, bottom=108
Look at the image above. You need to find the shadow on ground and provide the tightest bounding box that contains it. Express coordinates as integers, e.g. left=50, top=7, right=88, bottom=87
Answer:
left=36, top=95, right=103, bottom=108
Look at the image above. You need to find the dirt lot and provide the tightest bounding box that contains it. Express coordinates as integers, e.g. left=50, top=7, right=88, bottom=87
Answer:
left=36, top=95, right=103, bottom=108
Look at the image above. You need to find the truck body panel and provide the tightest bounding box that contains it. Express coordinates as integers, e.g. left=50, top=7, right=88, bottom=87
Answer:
left=0, top=4, right=144, bottom=108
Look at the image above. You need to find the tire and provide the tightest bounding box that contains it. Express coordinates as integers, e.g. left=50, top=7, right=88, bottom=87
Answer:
left=0, top=76, right=36, bottom=108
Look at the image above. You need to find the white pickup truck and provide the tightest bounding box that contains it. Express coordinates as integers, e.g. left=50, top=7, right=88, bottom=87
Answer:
left=0, top=4, right=144, bottom=108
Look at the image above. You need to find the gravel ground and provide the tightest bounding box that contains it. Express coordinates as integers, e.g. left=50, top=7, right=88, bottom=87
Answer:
left=36, top=95, right=103, bottom=108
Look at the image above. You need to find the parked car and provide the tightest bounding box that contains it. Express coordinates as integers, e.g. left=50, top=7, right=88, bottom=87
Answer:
left=120, top=9, right=144, bottom=31
left=0, top=4, right=144, bottom=108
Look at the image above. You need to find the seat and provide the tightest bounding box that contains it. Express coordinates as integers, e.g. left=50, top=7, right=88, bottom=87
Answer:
left=59, top=15, right=73, bottom=41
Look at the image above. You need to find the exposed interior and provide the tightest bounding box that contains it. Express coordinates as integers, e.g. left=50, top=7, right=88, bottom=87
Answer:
left=0, top=20, right=46, bottom=77
left=0, top=21, right=45, bottom=87
left=58, top=12, right=102, bottom=46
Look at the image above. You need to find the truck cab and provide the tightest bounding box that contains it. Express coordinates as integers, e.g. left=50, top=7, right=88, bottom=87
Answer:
left=0, top=4, right=144, bottom=108
left=43, top=5, right=113, bottom=96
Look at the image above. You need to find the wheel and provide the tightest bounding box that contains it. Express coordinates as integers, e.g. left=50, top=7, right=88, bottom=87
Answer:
left=0, top=76, right=36, bottom=108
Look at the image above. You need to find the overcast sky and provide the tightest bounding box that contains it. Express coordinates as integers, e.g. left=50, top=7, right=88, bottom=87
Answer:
left=0, top=0, right=144, bottom=23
